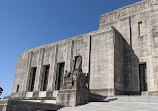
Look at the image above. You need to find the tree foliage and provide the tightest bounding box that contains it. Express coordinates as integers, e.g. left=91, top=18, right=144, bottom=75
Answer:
left=0, top=87, right=3, bottom=96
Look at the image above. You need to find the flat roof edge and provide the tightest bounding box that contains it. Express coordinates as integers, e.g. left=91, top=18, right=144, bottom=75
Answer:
left=99, top=0, right=158, bottom=26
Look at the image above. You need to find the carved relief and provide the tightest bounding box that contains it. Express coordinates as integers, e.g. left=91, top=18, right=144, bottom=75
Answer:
left=74, top=56, right=82, bottom=70
left=100, top=0, right=158, bottom=26
left=62, top=55, right=87, bottom=90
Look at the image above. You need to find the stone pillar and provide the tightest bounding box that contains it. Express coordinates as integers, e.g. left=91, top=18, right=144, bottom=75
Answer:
left=33, top=48, right=45, bottom=97
left=11, top=52, right=33, bottom=98
left=46, top=46, right=58, bottom=96
left=145, top=31, right=155, bottom=92
left=52, top=45, right=58, bottom=91
left=23, top=51, right=33, bottom=92
left=65, top=40, right=74, bottom=73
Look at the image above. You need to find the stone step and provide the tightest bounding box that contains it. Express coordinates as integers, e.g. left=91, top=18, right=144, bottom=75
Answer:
left=21, top=99, right=57, bottom=104
left=29, top=96, right=158, bottom=111
left=105, top=96, right=158, bottom=103
left=58, top=96, right=158, bottom=111
left=58, top=102, right=158, bottom=111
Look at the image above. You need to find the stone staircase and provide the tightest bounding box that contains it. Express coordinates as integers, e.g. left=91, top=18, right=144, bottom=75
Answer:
left=58, top=96, right=158, bottom=111
left=2, top=96, right=158, bottom=111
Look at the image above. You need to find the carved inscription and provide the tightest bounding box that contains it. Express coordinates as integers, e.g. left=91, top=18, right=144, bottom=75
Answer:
left=100, top=0, right=158, bottom=26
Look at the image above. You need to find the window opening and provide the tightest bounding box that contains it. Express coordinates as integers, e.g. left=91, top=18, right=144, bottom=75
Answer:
left=41, top=65, right=50, bottom=91
left=28, top=67, right=37, bottom=92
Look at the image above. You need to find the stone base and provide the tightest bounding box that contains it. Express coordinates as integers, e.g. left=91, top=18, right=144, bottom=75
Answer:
left=11, top=92, right=27, bottom=98
left=56, top=89, right=89, bottom=107
left=115, top=89, right=141, bottom=95
left=142, top=91, right=158, bottom=96
left=0, top=99, right=7, bottom=111
left=11, top=91, right=55, bottom=99
left=90, top=89, right=141, bottom=96
left=90, top=88, right=115, bottom=96
left=57, top=90, right=77, bottom=107
left=0, top=99, right=62, bottom=111
left=57, top=89, right=106, bottom=107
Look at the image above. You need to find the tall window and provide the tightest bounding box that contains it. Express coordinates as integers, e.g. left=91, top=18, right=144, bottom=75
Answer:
left=28, top=67, right=37, bottom=92
left=16, top=85, right=19, bottom=92
left=41, top=65, right=50, bottom=91
left=56, top=63, right=65, bottom=90
left=138, top=21, right=143, bottom=36
left=139, top=63, right=147, bottom=92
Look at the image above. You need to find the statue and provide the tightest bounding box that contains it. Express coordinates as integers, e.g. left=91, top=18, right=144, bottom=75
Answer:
left=57, top=55, right=88, bottom=107
left=62, top=55, right=87, bottom=90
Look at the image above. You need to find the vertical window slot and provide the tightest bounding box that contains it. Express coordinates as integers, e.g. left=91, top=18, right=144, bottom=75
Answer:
left=138, top=21, right=143, bottom=36
left=41, top=65, right=50, bottom=91
left=28, top=67, right=37, bottom=92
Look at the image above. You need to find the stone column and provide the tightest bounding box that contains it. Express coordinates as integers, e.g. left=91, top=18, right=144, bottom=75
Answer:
left=23, top=51, right=33, bottom=92
left=148, top=32, right=155, bottom=91
left=33, top=48, right=45, bottom=97
left=47, top=46, right=57, bottom=94
left=52, top=45, right=58, bottom=91
left=65, top=40, right=74, bottom=73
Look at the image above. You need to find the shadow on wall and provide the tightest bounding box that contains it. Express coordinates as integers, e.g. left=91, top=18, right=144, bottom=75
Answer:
left=76, top=94, right=109, bottom=106
left=112, top=26, right=140, bottom=95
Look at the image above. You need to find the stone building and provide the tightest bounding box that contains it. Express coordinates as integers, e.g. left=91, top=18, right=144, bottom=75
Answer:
left=10, top=0, right=158, bottom=106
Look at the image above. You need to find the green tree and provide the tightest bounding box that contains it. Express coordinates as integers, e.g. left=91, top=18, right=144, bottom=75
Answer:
left=0, top=87, right=3, bottom=97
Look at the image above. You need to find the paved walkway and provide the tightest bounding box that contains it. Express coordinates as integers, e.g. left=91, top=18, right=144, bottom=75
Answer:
left=58, top=101, right=158, bottom=111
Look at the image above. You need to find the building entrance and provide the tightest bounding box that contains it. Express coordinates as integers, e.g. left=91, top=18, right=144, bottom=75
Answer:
left=56, top=62, right=65, bottom=90
left=139, top=63, right=147, bottom=92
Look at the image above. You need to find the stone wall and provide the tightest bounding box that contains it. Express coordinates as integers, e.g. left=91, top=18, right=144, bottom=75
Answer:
left=99, top=0, right=158, bottom=28
left=113, top=27, right=124, bottom=94
left=11, top=0, right=158, bottom=99
left=113, top=27, right=139, bottom=95
left=99, top=0, right=158, bottom=94
left=89, top=30, right=114, bottom=96
left=11, top=33, right=92, bottom=98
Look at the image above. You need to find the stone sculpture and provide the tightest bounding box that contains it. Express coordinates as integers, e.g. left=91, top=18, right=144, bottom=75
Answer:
left=62, top=55, right=87, bottom=90
left=57, top=55, right=88, bottom=106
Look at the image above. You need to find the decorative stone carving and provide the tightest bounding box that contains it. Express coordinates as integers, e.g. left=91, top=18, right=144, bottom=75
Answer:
left=57, top=55, right=88, bottom=107
left=99, top=0, right=158, bottom=26
left=62, top=55, right=87, bottom=90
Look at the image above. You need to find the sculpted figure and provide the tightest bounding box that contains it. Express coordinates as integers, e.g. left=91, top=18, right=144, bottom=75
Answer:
left=62, top=55, right=86, bottom=89
left=57, top=55, right=88, bottom=107
left=74, top=56, right=82, bottom=70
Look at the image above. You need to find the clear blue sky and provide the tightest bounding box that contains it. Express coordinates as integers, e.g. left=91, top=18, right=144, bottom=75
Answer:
left=0, top=0, right=141, bottom=98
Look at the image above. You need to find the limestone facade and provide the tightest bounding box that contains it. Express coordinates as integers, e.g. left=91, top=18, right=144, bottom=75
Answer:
left=11, top=0, right=158, bottom=99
